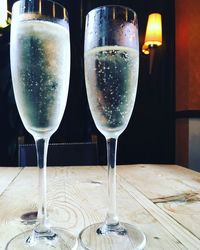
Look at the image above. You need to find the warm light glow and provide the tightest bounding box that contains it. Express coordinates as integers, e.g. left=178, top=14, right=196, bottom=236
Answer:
left=0, top=0, right=8, bottom=28
left=144, top=13, right=162, bottom=46
left=142, top=44, right=150, bottom=55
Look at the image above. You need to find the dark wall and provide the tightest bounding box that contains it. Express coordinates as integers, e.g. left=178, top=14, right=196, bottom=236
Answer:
left=1, top=0, right=175, bottom=165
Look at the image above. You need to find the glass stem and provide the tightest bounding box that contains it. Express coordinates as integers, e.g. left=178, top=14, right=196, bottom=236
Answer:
left=105, top=137, right=119, bottom=227
left=35, top=137, right=50, bottom=232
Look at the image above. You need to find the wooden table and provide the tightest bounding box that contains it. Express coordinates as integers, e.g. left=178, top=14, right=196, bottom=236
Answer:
left=0, top=164, right=200, bottom=249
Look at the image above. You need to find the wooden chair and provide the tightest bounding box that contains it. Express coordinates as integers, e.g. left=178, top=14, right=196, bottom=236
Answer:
left=18, top=142, right=99, bottom=167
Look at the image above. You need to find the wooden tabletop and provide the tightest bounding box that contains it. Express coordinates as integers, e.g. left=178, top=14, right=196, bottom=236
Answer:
left=0, top=164, right=200, bottom=249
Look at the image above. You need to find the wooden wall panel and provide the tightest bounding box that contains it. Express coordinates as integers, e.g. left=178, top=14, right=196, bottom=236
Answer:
left=188, top=1, right=200, bottom=110
left=176, top=0, right=200, bottom=168
left=176, top=0, right=189, bottom=111
left=175, top=119, right=188, bottom=167
left=176, top=0, right=200, bottom=111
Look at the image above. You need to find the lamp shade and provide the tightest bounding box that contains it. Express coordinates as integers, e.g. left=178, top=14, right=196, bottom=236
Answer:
left=0, top=0, right=8, bottom=28
left=144, top=13, right=162, bottom=46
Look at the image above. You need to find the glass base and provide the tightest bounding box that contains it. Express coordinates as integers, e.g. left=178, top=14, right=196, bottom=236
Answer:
left=79, top=222, right=146, bottom=250
left=6, top=228, right=77, bottom=250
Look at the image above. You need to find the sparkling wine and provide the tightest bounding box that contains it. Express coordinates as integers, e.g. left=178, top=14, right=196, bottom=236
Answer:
left=85, top=45, right=139, bottom=137
left=11, top=20, right=70, bottom=136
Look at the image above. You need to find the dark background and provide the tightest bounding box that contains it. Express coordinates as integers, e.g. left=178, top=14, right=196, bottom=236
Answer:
left=0, top=0, right=175, bottom=166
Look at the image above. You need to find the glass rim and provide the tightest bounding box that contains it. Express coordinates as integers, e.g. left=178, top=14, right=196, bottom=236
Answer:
left=43, top=0, right=67, bottom=11
left=86, top=5, right=137, bottom=19
left=13, top=0, right=67, bottom=9
left=12, top=0, right=68, bottom=21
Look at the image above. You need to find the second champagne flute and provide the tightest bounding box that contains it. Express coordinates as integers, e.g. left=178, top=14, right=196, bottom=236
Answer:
left=7, top=0, right=76, bottom=249
left=79, top=5, right=146, bottom=250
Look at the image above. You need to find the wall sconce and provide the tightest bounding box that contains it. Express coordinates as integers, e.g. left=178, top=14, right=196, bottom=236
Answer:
left=142, top=43, right=150, bottom=55
left=0, top=0, right=11, bottom=30
left=143, top=13, right=162, bottom=74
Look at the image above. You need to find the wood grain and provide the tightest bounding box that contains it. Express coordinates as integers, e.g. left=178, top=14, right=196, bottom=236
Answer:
left=0, top=165, right=199, bottom=249
left=117, top=164, right=200, bottom=245
left=118, top=172, right=200, bottom=249
left=0, top=167, right=22, bottom=195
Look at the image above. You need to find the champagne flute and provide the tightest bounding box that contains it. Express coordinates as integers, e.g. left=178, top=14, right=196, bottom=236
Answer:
left=79, top=5, right=146, bottom=250
left=7, top=0, right=76, bottom=249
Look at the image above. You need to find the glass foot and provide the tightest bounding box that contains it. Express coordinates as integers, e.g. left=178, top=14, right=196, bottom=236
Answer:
left=79, top=222, right=146, bottom=250
left=6, top=228, right=77, bottom=250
